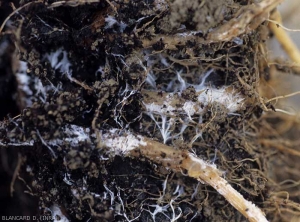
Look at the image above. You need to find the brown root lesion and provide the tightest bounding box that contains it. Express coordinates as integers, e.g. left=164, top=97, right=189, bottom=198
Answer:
left=207, top=0, right=284, bottom=42
left=100, top=130, right=269, bottom=222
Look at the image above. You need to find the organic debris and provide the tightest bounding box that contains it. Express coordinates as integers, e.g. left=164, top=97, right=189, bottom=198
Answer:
left=0, top=0, right=300, bottom=221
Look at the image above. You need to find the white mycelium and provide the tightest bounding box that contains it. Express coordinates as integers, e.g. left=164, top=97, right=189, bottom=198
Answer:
left=101, top=129, right=147, bottom=155
left=143, top=68, right=244, bottom=144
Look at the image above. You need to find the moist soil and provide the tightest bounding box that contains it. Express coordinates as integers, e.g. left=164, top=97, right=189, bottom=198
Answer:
left=0, top=0, right=296, bottom=222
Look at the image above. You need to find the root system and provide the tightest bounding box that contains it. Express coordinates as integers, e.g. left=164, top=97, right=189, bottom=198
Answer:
left=0, top=0, right=299, bottom=221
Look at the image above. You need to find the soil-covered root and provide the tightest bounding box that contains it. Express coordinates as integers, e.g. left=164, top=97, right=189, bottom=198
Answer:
left=1, top=0, right=298, bottom=221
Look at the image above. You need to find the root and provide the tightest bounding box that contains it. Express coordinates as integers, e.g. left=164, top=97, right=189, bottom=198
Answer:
left=101, top=130, right=269, bottom=222
left=142, top=0, right=284, bottom=49
left=10, top=153, right=22, bottom=197
left=207, top=0, right=284, bottom=42
left=264, top=195, right=300, bottom=220
left=0, top=1, right=42, bottom=34
left=68, top=76, right=93, bottom=92
left=268, top=10, right=300, bottom=64
left=260, top=139, right=300, bottom=157
left=48, top=0, right=102, bottom=8
left=266, top=90, right=300, bottom=103
left=268, top=60, right=300, bottom=76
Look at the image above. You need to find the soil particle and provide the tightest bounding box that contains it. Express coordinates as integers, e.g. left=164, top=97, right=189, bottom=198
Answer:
left=0, top=0, right=278, bottom=221
left=169, top=0, right=235, bottom=32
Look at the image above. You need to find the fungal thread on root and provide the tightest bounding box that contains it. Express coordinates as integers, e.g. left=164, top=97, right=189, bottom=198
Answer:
left=101, top=130, right=269, bottom=222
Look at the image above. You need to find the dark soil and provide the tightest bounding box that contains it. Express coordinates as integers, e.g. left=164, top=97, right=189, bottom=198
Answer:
left=0, top=0, right=296, bottom=222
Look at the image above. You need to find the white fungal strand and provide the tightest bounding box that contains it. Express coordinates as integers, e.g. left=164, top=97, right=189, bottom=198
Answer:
left=186, top=154, right=268, bottom=222
left=99, top=130, right=268, bottom=222
left=143, top=87, right=244, bottom=117
left=143, top=93, right=178, bottom=116
left=45, top=48, right=71, bottom=75
left=49, top=204, right=69, bottom=222
left=101, top=129, right=147, bottom=154
left=198, top=87, right=244, bottom=112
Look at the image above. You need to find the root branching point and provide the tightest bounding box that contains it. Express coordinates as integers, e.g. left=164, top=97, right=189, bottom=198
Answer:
left=268, top=10, right=300, bottom=64
left=102, top=130, right=269, bottom=222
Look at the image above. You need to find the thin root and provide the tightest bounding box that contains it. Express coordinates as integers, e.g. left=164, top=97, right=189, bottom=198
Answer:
left=0, top=1, right=42, bottom=34
left=266, top=90, right=300, bottom=103
left=260, top=139, right=300, bottom=157
left=102, top=130, right=269, bottom=222
left=268, top=10, right=300, bottom=64
left=10, top=153, right=22, bottom=197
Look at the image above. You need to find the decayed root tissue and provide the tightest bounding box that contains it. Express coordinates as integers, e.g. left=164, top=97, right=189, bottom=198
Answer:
left=101, top=130, right=268, bottom=222
left=142, top=0, right=284, bottom=49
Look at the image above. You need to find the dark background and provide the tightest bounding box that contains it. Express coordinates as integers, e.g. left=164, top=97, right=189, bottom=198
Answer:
left=0, top=1, right=38, bottom=219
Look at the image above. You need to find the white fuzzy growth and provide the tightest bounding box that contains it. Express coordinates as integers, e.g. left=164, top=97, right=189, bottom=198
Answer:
left=119, top=22, right=127, bottom=33
left=49, top=204, right=69, bottom=222
left=212, top=175, right=268, bottom=222
left=16, top=72, right=32, bottom=96
left=102, top=129, right=147, bottom=154
left=0, top=141, right=34, bottom=147
left=145, top=72, right=157, bottom=89
left=47, top=125, right=91, bottom=148
left=147, top=204, right=170, bottom=221
left=36, top=129, right=57, bottom=159
left=16, top=61, right=49, bottom=104
left=173, top=184, right=184, bottom=198
left=105, top=15, right=118, bottom=28
left=95, top=65, right=105, bottom=78
left=104, top=184, right=115, bottom=206
left=233, top=37, right=243, bottom=45
left=143, top=85, right=243, bottom=144
left=191, top=182, right=201, bottom=199
left=182, top=101, right=199, bottom=120
left=144, top=67, right=243, bottom=119
left=105, top=15, right=127, bottom=32
left=64, top=125, right=90, bottom=144
left=144, top=94, right=176, bottom=115
left=193, top=69, right=214, bottom=91
left=34, top=77, right=47, bottom=102
left=188, top=154, right=214, bottom=171
left=64, top=173, right=74, bottom=186
left=197, top=88, right=244, bottom=113
left=16, top=61, right=33, bottom=106
left=143, top=72, right=245, bottom=144
left=243, top=201, right=268, bottom=222
left=177, top=31, right=203, bottom=37
left=144, top=87, right=243, bottom=117
left=71, top=188, right=79, bottom=198
left=145, top=112, right=175, bottom=144
left=45, top=48, right=71, bottom=77
left=176, top=70, right=186, bottom=92
left=147, top=180, right=184, bottom=221
left=188, top=154, right=268, bottom=222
